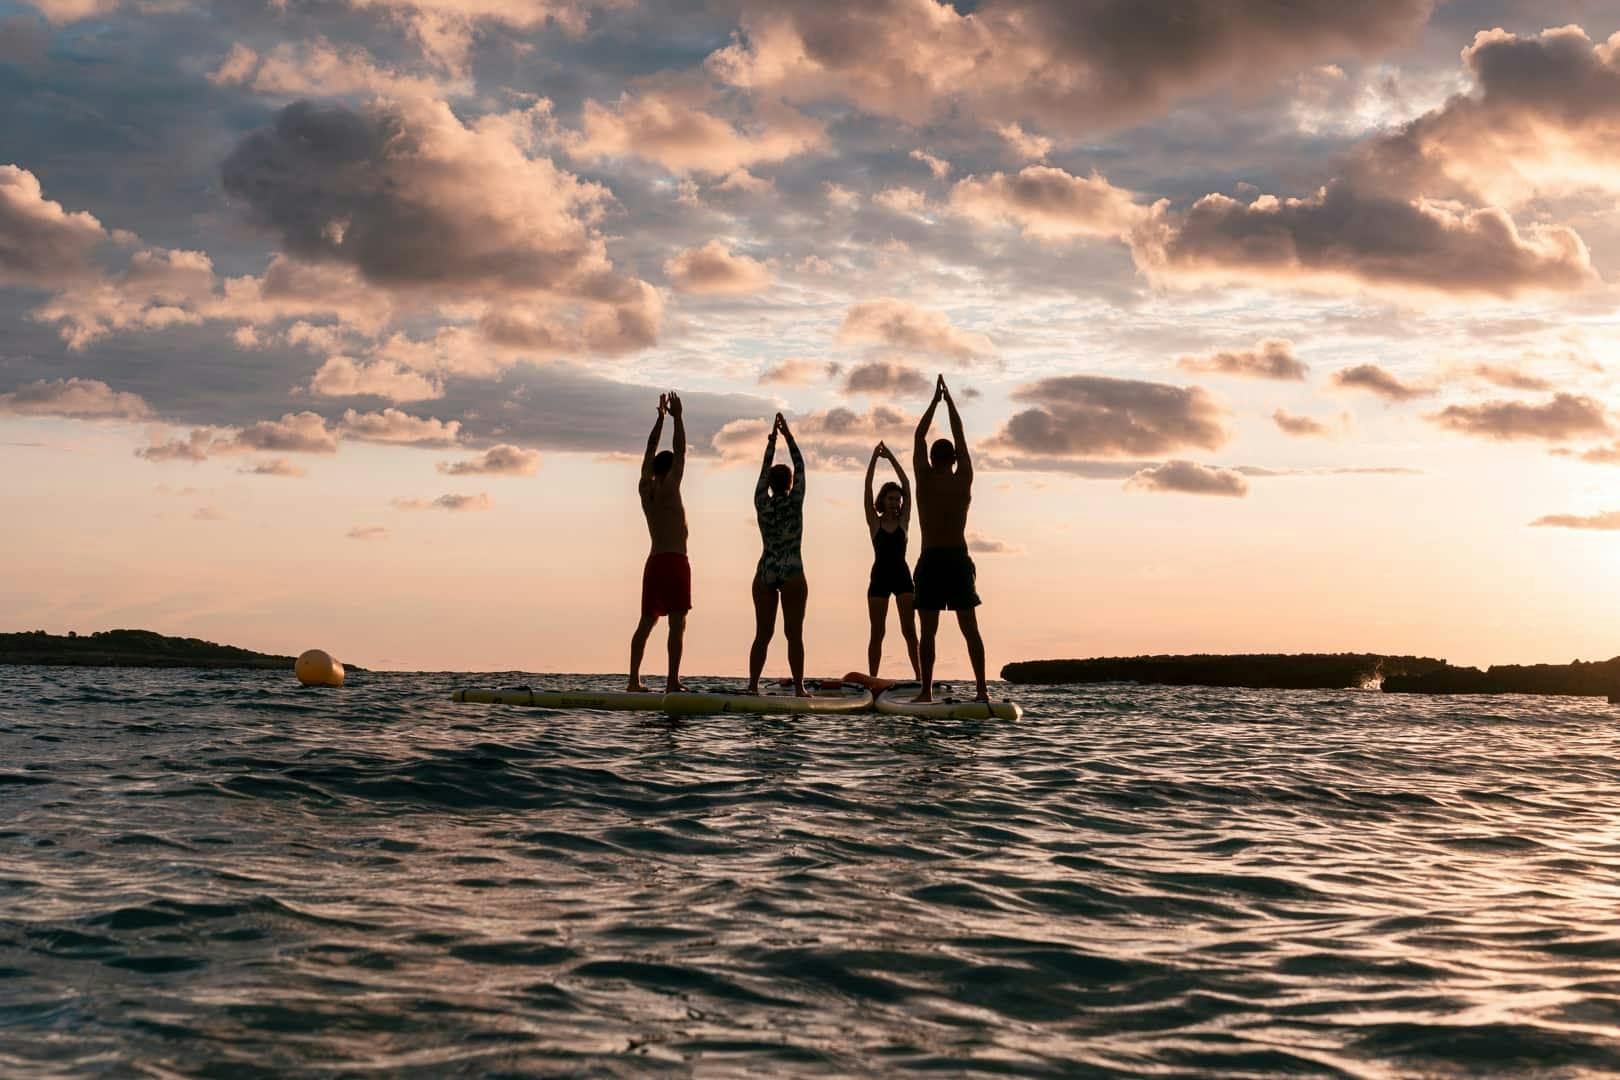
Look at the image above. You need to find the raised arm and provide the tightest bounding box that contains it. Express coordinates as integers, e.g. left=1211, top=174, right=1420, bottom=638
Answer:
left=914, top=378, right=943, bottom=476
left=864, top=445, right=881, bottom=531
left=942, top=380, right=971, bottom=480
left=668, top=391, right=686, bottom=485
left=640, top=394, right=667, bottom=479
left=756, top=414, right=780, bottom=508
left=781, top=417, right=805, bottom=502
left=894, top=449, right=913, bottom=528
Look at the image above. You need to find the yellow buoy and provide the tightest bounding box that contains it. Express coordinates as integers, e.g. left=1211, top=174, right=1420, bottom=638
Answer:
left=294, top=648, right=345, bottom=687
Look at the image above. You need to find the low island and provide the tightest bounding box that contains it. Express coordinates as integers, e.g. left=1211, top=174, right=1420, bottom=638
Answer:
left=1003, top=653, right=1620, bottom=699
left=0, top=629, right=353, bottom=671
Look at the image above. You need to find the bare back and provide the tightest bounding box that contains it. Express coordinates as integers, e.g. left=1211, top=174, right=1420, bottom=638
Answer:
left=639, top=476, right=688, bottom=555
left=915, top=467, right=971, bottom=548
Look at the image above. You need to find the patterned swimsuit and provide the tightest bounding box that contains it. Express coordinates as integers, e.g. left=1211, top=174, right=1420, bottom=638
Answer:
left=755, top=431, right=806, bottom=587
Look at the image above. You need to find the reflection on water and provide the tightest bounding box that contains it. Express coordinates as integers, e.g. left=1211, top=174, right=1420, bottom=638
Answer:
left=3, top=668, right=1620, bottom=1076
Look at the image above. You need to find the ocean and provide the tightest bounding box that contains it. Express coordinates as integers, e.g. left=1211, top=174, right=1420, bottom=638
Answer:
left=3, top=667, right=1619, bottom=1077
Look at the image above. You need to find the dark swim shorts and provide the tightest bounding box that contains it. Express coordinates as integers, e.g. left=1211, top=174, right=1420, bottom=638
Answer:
left=913, top=546, right=980, bottom=611
left=641, top=552, right=692, bottom=618
left=867, top=562, right=915, bottom=599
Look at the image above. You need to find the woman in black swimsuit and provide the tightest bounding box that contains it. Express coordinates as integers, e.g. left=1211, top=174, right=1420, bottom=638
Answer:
left=863, top=441, right=920, bottom=680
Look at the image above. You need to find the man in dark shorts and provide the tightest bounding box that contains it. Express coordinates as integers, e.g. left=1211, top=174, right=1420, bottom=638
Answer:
left=912, top=375, right=989, bottom=702
left=628, top=391, right=689, bottom=692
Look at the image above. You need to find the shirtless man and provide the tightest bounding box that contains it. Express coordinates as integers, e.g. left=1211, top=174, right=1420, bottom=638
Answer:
left=912, top=375, right=989, bottom=703
left=627, top=392, right=689, bottom=693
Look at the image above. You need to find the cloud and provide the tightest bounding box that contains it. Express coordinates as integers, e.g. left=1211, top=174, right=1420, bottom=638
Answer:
left=837, top=299, right=992, bottom=361
left=220, top=98, right=658, bottom=355
left=0, top=164, right=109, bottom=287
left=1271, top=409, right=1331, bottom=438
left=843, top=360, right=931, bottom=397
left=0, top=377, right=150, bottom=420
left=208, top=40, right=465, bottom=100
left=436, top=444, right=540, bottom=475
left=1428, top=394, right=1610, bottom=443
left=339, top=408, right=462, bottom=447
left=238, top=459, right=306, bottom=477
left=759, top=358, right=840, bottom=386
left=1177, top=339, right=1307, bottom=381
left=1556, top=443, right=1620, bottom=466
left=332, top=0, right=623, bottom=74
left=1530, top=511, right=1620, bottom=531
left=347, top=526, right=390, bottom=540
left=1460, top=363, right=1551, bottom=393
left=988, top=375, right=1229, bottom=458
left=951, top=166, right=1144, bottom=241
left=1135, top=183, right=1594, bottom=299
left=1332, top=364, right=1430, bottom=402
left=234, top=411, right=341, bottom=454
left=193, top=505, right=227, bottom=521
left=565, top=89, right=823, bottom=176
left=1126, top=459, right=1249, bottom=497
left=967, top=533, right=1021, bottom=555
left=707, top=0, right=1435, bottom=136
left=308, top=355, right=443, bottom=402
left=136, top=429, right=215, bottom=463
left=997, top=122, right=1051, bottom=160
left=874, top=186, right=929, bottom=215
left=910, top=150, right=950, bottom=179
left=664, top=239, right=771, bottom=295
left=392, top=492, right=493, bottom=511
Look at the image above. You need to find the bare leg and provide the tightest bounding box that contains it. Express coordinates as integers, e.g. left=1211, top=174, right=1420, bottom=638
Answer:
left=628, top=613, right=657, bottom=692
left=781, top=574, right=809, bottom=695
left=746, top=575, right=778, bottom=695
left=956, top=607, right=988, bottom=701
left=913, top=608, right=940, bottom=702
left=866, top=594, right=889, bottom=677
left=896, top=592, right=921, bottom=681
left=665, top=611, right=686, bottom=693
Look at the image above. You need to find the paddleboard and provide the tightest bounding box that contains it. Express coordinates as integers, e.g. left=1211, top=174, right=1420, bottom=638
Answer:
left=874, top=682, right=1023, bottom=721
left=662, top=680, right=873, bottom=716
left=452, top=688, right=668, bottom=711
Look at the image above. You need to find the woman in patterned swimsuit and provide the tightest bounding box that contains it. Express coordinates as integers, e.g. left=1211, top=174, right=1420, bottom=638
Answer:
left=746, top=412, right=808, bottom=696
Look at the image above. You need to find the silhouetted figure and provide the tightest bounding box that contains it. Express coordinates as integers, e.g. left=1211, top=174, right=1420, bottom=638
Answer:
left=747, top=413, right=808, bottom=696
left=864, top=441, right=920, bottom=680
left=628, top=392, right=688, bottom=692
left=912, top=375, right=989, bottom=702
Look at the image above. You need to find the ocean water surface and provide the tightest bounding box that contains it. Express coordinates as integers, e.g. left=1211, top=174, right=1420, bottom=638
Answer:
left=3, top=668, right=1620, bottom=1077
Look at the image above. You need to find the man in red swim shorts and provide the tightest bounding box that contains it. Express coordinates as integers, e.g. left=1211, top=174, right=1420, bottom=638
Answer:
left=627, top=391, right=690, bottom=692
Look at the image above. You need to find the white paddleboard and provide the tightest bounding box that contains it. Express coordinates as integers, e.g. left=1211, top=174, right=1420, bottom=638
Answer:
left=662, top=681, right=873, bottom=716
left=874, top=683, right=1022, bottom=721
left=452, top=688, right=668, bottom=711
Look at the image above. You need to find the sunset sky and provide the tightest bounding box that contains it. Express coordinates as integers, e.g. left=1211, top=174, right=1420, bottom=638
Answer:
left=6, top=0, right=1620, bottom=675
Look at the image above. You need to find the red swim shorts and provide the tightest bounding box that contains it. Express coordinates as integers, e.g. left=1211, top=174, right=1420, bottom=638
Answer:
left=641, top=552, right=692, bottom=618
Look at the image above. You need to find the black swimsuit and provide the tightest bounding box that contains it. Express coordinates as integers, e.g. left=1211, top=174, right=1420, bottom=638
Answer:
left=867, top=525, right=915, bottom=599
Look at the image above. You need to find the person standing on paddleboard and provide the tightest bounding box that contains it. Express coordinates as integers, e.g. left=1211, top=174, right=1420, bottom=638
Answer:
left=628, top=392, right=689, bottom=693
left=863, top=441, right=920, bottom=681
left=746, top=413, right=809, bottom=697
left=912, top=375, right=990, bottom=703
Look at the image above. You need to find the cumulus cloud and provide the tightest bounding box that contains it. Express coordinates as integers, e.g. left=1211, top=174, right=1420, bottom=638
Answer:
left=136, top=429, right=215, bottom=463
left=843, top=360, right=931, bottom=397
left=208, top=40, right=465, bottom=100
left=1460, top=362, right=1551, bottom=392
left=874, top=187, right=929, bottom=215
left=565, top=89, right=822, bottom=175
left=837, top=299, right=992, bottom=361
left=347, top=525, right=390, bottom=540
left=234, top=411, right=341, bottom=454
left=951, top=166, right=1144, bottom=241
left=664, top=239, right=771, bottom=295
left=1332, top=364, right=1431, bottom=402
left=392, top=492, right=493, bottom=511
left=1271, top=409, right=1332, bottom=438
left=997, top=122, right=1051, bottom=160
left=436, top=444, right=540, bottom=475
left=0, top=164, right=109, bottom=287
left=221, top=98, right=658, bottom=355
left=967, top=533, right=1022, bottom=555
left=1135, top=184, right=1594, bottom=299
left=988, top=375, right=1229, bottom=458
left=910, top=149, right=950, bottom=179
left=1428, top=394, right=1610, bottom=443
left=1177, top=339, right=1307, bottom=381
left=0, top=377, right=150, bottom=420
left=759, top=358, right=840, bottom=386
left=707, top=0, right=1434, bottom=136
left=1530, top=510, right=1620, bottom=531
left=308, top=355, right=443, bottom=402
left=1126, top=459, right=1249, bottom=497
left=239, top=459, right=306, bottom=477
left=339, top=408, right=461, bottom=447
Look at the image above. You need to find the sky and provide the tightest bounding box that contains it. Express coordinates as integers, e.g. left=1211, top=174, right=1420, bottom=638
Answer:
left=6, top=0, right=1620, bottom=676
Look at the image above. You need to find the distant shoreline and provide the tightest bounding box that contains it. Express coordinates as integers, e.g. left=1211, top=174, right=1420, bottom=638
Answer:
left=0, top=629, right=362, bottom=672
left=1002, top=654, right=1620, bottom=699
